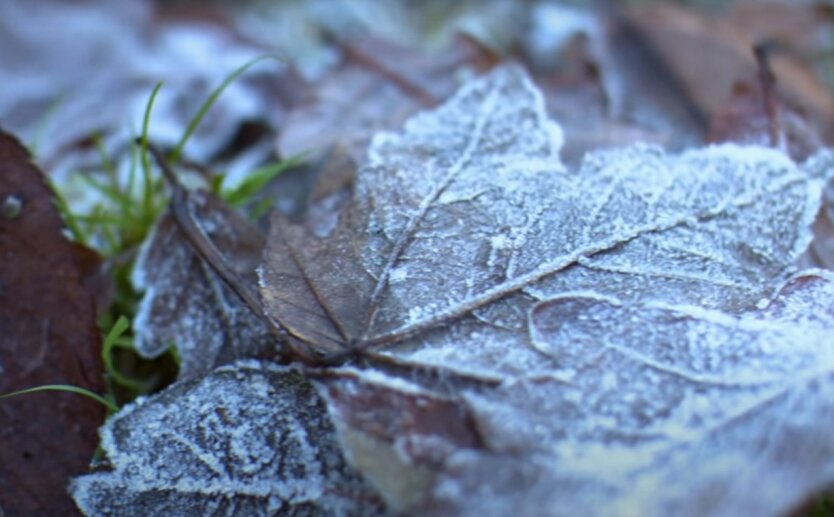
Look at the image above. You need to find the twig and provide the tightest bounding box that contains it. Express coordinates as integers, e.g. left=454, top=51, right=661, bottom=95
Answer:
left=753, top=41, right=785, bottom=150
left=341, top=40, right=438, bottom=107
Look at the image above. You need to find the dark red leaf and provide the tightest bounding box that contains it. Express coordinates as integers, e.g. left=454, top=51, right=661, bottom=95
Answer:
left=0, top=129, right=105, bottom=516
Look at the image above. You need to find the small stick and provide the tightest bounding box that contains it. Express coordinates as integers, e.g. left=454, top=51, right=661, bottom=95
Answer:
left=753, top=42, right=785, bottom=150
left=341, top=40, right=438, bottom=107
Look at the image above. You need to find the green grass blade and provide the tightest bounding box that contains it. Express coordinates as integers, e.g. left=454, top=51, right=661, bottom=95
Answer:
left=77, top=173, right=133, bottom=208
left=168, top=55, right=278, bottom=164
left=28, top=95, right=64, bottom=157
left=102, top=316, right=147, bottom=392
left=140, top=82, right=164, bottom=219
left=103, top=315, right=130, bottom=350
left=0, top=384, right=119, bottom=413
left=222, top=154, right=302, bottom=207
left=93, top=134, right=117, bottom=177
left=46, top=176, right=88, bottom=245
left=126, top=131, right=138, bottom=201
left=72, top=214, right=134, bottom=225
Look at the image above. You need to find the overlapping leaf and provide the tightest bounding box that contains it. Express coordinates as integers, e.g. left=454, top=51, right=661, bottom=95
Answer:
left=71, top=361, right=385, bottom=515
left=132, top=191, right=277, bottom=379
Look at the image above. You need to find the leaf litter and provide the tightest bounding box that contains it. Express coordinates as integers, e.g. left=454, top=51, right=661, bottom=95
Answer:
left=71, top=62, right=834, bottom=516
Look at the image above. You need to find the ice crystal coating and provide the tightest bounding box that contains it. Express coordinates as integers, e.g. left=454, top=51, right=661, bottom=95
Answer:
left=70, top=361, right=385, bottom=515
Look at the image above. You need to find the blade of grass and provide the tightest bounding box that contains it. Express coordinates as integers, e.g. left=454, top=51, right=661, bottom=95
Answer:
left=0, top=385, right=119, bottom=413
left=77, top=173, right=134, bottom=208
left=221, top=154, right=302, bottom=207
left=140, top=82, right=164, bottom=220
left=103, top=315, right=130, bottom=349
left=46, top=176, right=88, bottom=245
left=102, top=315, right=147, bottom=392
left=168, top=55, right=279, bottom=165
left=73, top=214, right=136, bottom=225
left=28, top=95, right=64, bottom=157
left=126, top=133, right=138, bottom=201
left=93, top=134, right=117, bottom=177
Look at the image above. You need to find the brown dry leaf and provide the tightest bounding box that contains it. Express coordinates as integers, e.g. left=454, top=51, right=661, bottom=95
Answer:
left=709, top=81, right=824, bottom=161
left=535, top=27, right=699, bottom=164
left=521, top=3, right=706, bottom=160
left=278, top=35, right=496, bottom=164
left=725, top=3, right=834, bottom=60
left=598, top=13, right=707, bottom=148
left=132, top=190, right=278, bottom=380
left=627, top=3, right=834, bottom=144
left=0, top=129, right=105, bottom=516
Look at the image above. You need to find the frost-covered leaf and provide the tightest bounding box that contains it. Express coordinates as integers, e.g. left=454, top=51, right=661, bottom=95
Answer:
left=0, top=1, right=291, bottom=179
left=318, top=370, right=486, bottom=514
left=258, top=65, right=832, bottom=515
left=261, top=64, right=821, bottom=372
left=321, top=272, right=834, bottom=516
left=70, top=361, right=386, bottom=516
left=133, top=191, right=277, bottom=379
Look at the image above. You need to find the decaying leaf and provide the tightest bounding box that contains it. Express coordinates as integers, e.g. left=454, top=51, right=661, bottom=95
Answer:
left=0, top=129, right=105, bottom=516
left=627, top=3, right=834, bottom=145
left=132, top=190, right=277, bottom=379
left=73, top=64, right=833, bottom=516
left=70, top=360, right=386, bottom=515
left=709, top=80, right=824, bottom=161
